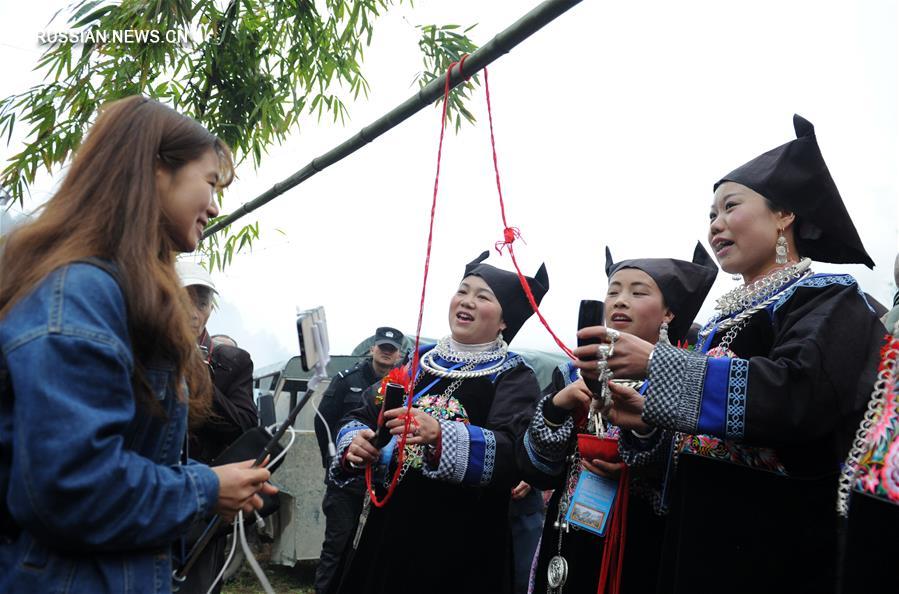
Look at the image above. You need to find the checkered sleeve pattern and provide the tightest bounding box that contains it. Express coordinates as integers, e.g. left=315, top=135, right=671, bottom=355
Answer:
left=619, top=428, right=673, bottom=468
left=644, top=343, right=709, bottom=433
left=523, top=395, right=574, bottom=477
left=421, top=420, right=470, bottom=484
left=326, top=420, right=369, bottom=488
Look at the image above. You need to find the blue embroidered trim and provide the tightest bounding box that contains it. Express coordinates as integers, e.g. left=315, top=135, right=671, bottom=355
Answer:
left=725, top=358, right=749, bottom=440
left=771, top=273, right=870, bottom=313
left=697, top=357, right=729, bottom=436
left=523, top=430, right=562, bottom=476
left=464, top=425, right=486, bottom=485
left=488, top=353, right=524, bottom=383
left=559, top=362, right=578, bottom=386
left=481, top=429, right=496, bottom=485
left=336, top=420, right=368, bottom=450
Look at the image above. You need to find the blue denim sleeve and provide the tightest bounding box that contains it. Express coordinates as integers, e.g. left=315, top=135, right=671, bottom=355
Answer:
left=2, top=265, right=219, bottom=551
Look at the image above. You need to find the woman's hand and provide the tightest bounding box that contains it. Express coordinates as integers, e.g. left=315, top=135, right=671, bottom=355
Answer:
left=572, top=326, right=655, bottom=380
left=345, top=429, right=380, bottom=468
left=582, top=458, right=624, bottom=479
left=606, top=381, right=651, bottom=433
left=511, top=481, right=532, bottom=500
left=212, top=459, right=278, bottom=523
left=385, top=407, right=441, bottom=446
left=551, top=379, right=593, bottom=411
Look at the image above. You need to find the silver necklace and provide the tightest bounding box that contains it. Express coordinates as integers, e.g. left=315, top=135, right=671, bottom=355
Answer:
left=700, top=261, right=814, bottom=352
left=432, top=335, right=508, bottom=364
left=712, top=258, right=812, bottom=319
left=420, top=337, right=511, bottom=379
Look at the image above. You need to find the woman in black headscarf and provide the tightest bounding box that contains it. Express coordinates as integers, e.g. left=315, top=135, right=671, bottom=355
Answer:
left=330, top=252, right=549, bottom=594
left=594, top=115, right=884, bottom=594
left=522, top=244, right=717, bottom=594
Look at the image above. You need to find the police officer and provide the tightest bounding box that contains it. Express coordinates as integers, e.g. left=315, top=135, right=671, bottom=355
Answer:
left=313, top=327, right=404, bottom=594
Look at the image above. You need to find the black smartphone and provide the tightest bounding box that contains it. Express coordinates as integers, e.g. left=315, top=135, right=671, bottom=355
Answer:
left=577, top=300, right=605, bottom=357
left=373, top=382, right=406, bottom=449
left=577, top=300, right=605, bottom=395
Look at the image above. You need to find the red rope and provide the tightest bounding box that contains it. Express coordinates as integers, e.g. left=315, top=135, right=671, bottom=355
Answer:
left=365, top=58, right=464, bottom=508
left=483, top=68, right=577, bottom=361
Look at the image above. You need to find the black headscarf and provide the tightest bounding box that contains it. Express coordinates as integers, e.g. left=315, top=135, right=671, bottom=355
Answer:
left=462, top=251, right=549, bottom=343
left=714, top=114, right=873, bottom=268
left=605, top=242, right=718, bottom=343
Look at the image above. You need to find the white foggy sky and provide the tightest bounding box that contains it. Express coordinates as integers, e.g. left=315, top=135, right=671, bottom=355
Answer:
left=1, top=1, right=897, bottom=367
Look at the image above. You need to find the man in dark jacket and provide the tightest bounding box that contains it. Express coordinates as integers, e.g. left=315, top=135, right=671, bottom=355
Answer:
left=313, top=327, right=403, bottom=594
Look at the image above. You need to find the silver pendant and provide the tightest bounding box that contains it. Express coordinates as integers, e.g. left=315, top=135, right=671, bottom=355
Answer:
left=547, top=555, right=568, bottom=589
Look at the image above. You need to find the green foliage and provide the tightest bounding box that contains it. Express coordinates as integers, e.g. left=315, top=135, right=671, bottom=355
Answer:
left=0, top=0, right=478, bottom=269
left=415, top=23, right=479, bottom=132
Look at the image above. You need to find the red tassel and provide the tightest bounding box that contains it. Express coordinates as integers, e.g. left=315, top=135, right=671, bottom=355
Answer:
left=596, top=467, right=629, bottom=594
left=386, top=366, right=411, bottom=391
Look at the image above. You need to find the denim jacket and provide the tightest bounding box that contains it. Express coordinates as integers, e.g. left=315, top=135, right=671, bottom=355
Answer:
left=0, top=263, right=219, bottom=593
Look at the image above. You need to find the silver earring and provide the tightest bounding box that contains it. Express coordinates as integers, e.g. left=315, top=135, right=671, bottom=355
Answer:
left=659, top=321, right=670, bottom=345
left=775, top=228, right=788, bottom=265
left=732, top=273, right=742, bottom=282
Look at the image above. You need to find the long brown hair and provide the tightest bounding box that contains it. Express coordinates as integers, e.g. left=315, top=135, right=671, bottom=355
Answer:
left=0, top=96, right=234, bottom=422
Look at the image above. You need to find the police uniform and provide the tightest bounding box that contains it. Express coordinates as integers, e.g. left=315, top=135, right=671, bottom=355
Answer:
left=314, top=360, right=380, bottom=469
left=313, top=327, right=403, bottom=594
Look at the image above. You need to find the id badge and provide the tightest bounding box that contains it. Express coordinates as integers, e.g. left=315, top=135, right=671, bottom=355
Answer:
left=564, top=467, right=618, bottom=536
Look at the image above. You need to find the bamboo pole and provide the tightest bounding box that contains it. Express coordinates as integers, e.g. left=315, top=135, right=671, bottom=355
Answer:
left=203, top=0, right=583, bottom=238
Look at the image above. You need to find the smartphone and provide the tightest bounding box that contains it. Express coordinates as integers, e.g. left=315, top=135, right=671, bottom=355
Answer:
left=577, top=300, right=605, bottom=395
left=296, top=312, right=319, bottom=372
left=577, top=300, right=605, bottom=356
left=373, top=382, right=406, bottom=449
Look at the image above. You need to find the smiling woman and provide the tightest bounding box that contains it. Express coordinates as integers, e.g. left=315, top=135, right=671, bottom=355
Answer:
left=157, top=148, right=222, bottom=252
left=0, top=96, right=275, bottom=594
left=521, top=244, right=717, bottom=594
left=328, top=251, right=549, bottom=594
left=600, top=114, right=885, bottom=594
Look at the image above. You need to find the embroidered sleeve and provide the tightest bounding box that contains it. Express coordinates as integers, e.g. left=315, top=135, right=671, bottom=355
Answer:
left=618, top=427, right=672, bottom=467
left=644, top=343, right=748, bottom=440
left=521, top=394, right=574, bottom=478
left=420, top=420, right=497, bottom=486
left=327, top=420, right=369, bottom=487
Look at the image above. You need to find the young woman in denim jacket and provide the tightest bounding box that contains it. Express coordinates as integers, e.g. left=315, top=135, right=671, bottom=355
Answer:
left=0, top=96, right=277, bottom=593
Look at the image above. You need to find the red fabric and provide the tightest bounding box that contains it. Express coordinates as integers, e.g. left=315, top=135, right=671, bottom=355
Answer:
left=596, top=467, right=629, bottom=594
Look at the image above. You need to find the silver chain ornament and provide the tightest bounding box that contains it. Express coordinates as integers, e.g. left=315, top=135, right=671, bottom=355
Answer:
left=547, top=452, right=581, bottom=592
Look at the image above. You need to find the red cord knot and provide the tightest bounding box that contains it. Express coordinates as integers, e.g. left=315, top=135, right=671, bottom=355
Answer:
left=494, top=226, right=523, bottom=254
left=458, top=54, right=471, bottom=81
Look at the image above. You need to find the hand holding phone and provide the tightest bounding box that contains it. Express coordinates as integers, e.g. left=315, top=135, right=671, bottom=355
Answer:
left=577, top=300, right=605, bottom=396
left=373, top=382, right=406, bottom=449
